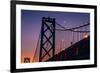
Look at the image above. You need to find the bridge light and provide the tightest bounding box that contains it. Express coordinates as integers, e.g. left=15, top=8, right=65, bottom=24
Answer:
left=62, top=39, right=64, bottom=42
left=84, top=34, right=89, bottom=38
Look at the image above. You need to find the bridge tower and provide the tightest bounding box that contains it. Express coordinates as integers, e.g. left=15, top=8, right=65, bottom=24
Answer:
left=39, top=17, right=55, bottom=62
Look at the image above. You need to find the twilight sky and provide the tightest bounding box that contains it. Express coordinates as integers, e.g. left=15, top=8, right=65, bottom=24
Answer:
left=21, top=10, right=90, bottom=63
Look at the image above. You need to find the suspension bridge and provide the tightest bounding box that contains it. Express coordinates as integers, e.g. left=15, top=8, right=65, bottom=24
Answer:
left=24, top=17, right=90, bottom=63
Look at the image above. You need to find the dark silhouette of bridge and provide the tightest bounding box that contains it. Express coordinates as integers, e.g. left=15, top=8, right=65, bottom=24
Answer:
left=32, top=17, right=90, bottom=62
left=47, top=36, right=90, bottom=61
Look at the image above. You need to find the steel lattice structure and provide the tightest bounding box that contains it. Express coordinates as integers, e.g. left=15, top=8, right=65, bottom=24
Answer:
left=39, top=17, right=55, bottom=62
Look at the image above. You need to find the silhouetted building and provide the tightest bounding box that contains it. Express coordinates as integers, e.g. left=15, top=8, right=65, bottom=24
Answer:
left=24, top=57, right=30, bottom=63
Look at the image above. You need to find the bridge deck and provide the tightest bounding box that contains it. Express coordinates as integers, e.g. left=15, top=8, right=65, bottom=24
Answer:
left=47, top=36, right=90, bottom=61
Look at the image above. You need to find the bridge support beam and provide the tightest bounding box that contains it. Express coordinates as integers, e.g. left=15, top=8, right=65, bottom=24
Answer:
left=39, top=17, right=55, bottom=62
